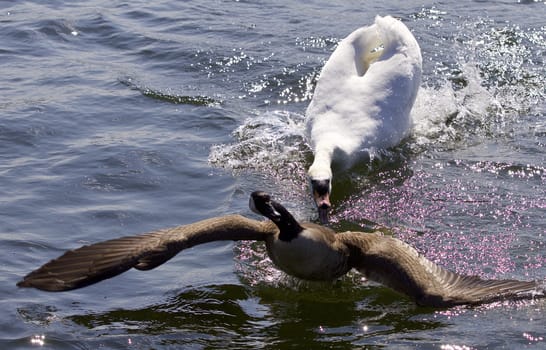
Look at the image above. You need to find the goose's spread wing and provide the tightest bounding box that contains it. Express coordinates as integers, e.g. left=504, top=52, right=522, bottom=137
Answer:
left=18, top=215, right=276, bottom=292
left=339, top=232, right=543, bottom=307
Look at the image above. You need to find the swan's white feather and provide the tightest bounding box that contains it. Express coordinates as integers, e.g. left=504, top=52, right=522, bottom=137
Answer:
left=306, top=15, right=422, bottom=178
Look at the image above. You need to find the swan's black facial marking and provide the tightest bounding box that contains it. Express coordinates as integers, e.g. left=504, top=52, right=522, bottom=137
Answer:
left=311, top=179, right=330, bottom=197
left=250, top=191, right=281, bottom=222
left=310, top=179, right=331, bottom=224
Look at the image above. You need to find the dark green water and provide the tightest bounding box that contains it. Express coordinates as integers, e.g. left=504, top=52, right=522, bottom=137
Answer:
left=1, top=1, right=545, bottom=349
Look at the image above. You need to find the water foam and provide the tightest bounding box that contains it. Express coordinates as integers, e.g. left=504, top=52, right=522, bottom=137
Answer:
left=208, top=109, right=310, bottom=194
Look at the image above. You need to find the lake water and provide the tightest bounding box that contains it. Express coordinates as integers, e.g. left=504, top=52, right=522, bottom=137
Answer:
left=1, top=1, right=545, bottom=349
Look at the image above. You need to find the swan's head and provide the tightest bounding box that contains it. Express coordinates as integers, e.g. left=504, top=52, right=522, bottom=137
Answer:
left=307, top=165, right=332, bottom=224
left=249, top=191, right=281, bottom=222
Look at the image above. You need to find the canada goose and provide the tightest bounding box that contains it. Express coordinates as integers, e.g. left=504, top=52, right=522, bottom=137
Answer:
left=18, top=191, right=543, bottom=307
left=306, top=15, right=422, bottom=223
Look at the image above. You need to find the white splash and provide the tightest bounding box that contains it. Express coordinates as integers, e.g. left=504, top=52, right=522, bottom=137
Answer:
left=209, top=110, right=307, bottom=174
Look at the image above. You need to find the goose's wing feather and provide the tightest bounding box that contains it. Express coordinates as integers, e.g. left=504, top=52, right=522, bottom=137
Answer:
left=339, top=232, right=543, bottom=307
left=18, top=215, right=276, bottom=292
left=17, top=232, right=165, bottom=292
left=420, top=259, right=540, bottom=306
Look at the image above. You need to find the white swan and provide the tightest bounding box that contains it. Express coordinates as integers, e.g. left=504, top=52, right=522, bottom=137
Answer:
left=306, top=15, right=422, bottom=223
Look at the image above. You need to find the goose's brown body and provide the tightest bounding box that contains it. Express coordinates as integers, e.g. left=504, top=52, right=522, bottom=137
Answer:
left=18, top=210, right=543, bottom=307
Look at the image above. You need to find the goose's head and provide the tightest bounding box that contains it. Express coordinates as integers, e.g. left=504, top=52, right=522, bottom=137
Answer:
left=249, top=191, right=282, bottom=223
left=249, top=191, right=303, bottom=241
left=307, top=165, right=332, bottom=224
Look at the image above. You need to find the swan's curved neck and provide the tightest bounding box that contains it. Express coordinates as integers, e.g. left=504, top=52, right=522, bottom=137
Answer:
left=314, top=148, right=333, bottom=165
left=308, top=147, right=333, bottom=181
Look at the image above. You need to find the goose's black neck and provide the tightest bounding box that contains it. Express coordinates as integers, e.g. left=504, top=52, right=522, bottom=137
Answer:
left=269, top=200, right=304, bottom=242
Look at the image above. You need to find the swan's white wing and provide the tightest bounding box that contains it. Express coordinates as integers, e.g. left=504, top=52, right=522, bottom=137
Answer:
left=306, top=16, right=422, bottom=155
left=339, top=232, right=543, bottom=307
left=18, top=215, right=276, bottom=291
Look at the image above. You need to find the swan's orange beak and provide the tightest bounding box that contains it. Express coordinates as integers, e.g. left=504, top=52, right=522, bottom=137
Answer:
left=314, top=191, right=331, bottom=224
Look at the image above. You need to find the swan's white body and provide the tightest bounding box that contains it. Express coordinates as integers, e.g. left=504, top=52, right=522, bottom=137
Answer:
left=306, top=16, right=422, bottom=220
